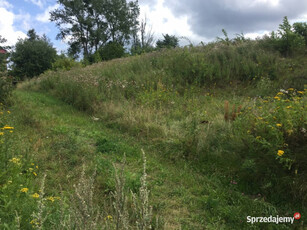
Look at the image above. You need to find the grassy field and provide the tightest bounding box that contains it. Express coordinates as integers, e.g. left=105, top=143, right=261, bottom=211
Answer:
left=1, top=41, right=306, bottom=229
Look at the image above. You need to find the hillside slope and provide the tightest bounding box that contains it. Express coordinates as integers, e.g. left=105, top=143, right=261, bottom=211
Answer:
left=1, top=42, right=306, bottom=229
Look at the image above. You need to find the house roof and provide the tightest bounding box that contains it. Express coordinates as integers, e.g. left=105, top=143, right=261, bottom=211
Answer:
left=0, top=49, right=7, bottom=54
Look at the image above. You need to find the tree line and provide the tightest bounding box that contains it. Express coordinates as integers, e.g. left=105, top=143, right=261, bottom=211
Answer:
left=0, top=4, right=306, bottom=82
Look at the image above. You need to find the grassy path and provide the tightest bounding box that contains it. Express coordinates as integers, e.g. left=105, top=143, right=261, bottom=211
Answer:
left=9, top=89, right=292, bottom=230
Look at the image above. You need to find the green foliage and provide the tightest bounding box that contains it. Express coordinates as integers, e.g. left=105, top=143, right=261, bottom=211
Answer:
left=293, top=22, right=307, bottom=45
left=277, top=16, right=305, bottom=56
left=99, top=41, right=125, bottom=61
left=0, top=77, right=13, bottom=104
left=0, top=35, right=10, bottom=73
left=52, top=54, right=81, bottom=71
left=10, top=29, right=57, bottom=80
left=0, top=36, right=13, bottom=103
left=50, top=0, right=139, bottom=59
left=233, top=88, right=307, bottom=202
left=156, top=34, right=179, bottom=49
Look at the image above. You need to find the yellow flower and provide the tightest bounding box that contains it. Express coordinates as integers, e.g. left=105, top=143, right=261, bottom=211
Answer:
left=286, top=106, right=292, bottom=109
left=20, top=188, right=29, bottom=193
left=274, top=96, right=280, bottom=100
left=276, top=124, right=282, bottom=127
left=105, top=215, right=113, bottom=221
left=276, top=92, right=283, bottom=96
left=0, top=132, right=4, bottom=135
left=288, top=88, right=294, bottom=91
left=256, top=136, right=261, bottom=139
left=32, top=193, right=40, bottom=198
left=7, top=111, right=10, bottom=114
left=277, top=150, right=284, bottom=156
left=3, top=126, right=14, bottom=130
left=9, top=158, right=21, bottom=164
left=33, top=172, right=37, bottom=176
left=47, top=196, right=55, bottom=202
left=297, top=91, right=304, bottom=94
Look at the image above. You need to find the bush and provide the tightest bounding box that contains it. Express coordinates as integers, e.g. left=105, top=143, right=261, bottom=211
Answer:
left=52, top=54, right=81, bottom=71
left=99, top=41, right=125, bottom=61
left=234, top=88, right=306, bottom=202
left=0, top=76, right=13, bottom=104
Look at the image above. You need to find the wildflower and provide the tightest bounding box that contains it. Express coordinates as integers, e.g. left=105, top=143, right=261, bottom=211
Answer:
left=3, top=126, right=14, bottom=130
left=286, top=106, right=292, bottom=109
left=7, top=111, right=10, bottom=114
left=105, top=215, right=113, bottom=221
left=276, top=92, right=283, bottom=96
left=9, top=158, right=21, bottom=165
left=9, top=131, right=13, bottom=133
left=297, top=91, right=304, bottom=94
left=20, top=188, right=29, bottom=193
left=288, top=88, right=294, bottom=91
left=256, top=136, right=261, bottom=139
left=29, top=168, right=33, bottom=172
left=277, top=150, right=284, bottom=156
left=257, top=117, right=263, bottom=120
left=30, top=219, right=39, bottom=226
left=0, top=132, right=4, bottom=135
left=274, top=96, right=280, bottom=100
left=32, top=193, right=40, bottom=198
left=276, top=124, right=282, bottom=127
left=33, top=172, right=37, bottom=176
left=47, top=196, right=55, bottom=202
left=247, top=130, right=251, bottom=134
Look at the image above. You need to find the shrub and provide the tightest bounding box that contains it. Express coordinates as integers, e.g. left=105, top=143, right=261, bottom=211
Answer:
left=52, top=54, right=81, bottom=71
left=234, top=87, right=306, bottom=202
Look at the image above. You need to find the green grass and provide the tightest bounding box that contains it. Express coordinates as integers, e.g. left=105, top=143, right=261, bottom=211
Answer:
left=1, top=40, right=306, bottom=229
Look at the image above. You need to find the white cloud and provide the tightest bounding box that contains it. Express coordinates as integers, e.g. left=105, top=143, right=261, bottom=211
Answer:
left=15, top=12, right=32, bottom=31
left=140, top=0, right=206, bottom=45
left=0, top=0, right=12, bottom=9
left=0, top=8, right=27, bottom=46
left=25, top=0, right=44, bottom=9
left=36, top=4, right=58, bottom=23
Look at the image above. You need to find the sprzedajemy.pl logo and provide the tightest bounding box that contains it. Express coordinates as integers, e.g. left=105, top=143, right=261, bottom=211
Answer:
left=247, top=212, right=301, bottom=224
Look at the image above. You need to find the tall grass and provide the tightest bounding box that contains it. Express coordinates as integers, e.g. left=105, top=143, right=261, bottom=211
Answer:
left=20, top=39, right=307, bottom=223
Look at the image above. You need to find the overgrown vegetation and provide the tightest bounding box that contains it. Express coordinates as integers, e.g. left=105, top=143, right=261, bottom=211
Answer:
left=1, top=17, right=306, bottom=229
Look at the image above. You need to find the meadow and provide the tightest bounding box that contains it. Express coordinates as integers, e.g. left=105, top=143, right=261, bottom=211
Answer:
left=0, top=38, right=306, bottom=229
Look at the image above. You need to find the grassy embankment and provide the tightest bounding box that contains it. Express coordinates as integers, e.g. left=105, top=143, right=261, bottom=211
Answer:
left=1, top=40, right=306, bottom=229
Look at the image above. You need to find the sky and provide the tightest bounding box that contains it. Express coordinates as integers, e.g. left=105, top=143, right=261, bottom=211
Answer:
left=0, top=0, right=307, bottom=53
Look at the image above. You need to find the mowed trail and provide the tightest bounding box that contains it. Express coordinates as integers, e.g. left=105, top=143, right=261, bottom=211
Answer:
left=13, top=90, right=210, bottom=229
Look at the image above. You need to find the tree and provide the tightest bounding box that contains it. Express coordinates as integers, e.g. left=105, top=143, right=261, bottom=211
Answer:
left=0, top=35, right=10, bottom=73
left=98, top=41, right=125, bottom=61
left=293, top=22, right=307, bottom=45
left=277, top=16, right=305, bottom=56
left=10, top=29, right=57, bottom=80
left=131, top=16, right=155, bottom=55
left=156, top=34, right=179, bottom=49
left=50, top=0, right=139, bottom=60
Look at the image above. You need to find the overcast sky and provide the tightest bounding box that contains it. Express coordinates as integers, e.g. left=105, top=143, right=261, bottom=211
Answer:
left=0, top=0, right=307, bottom=52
